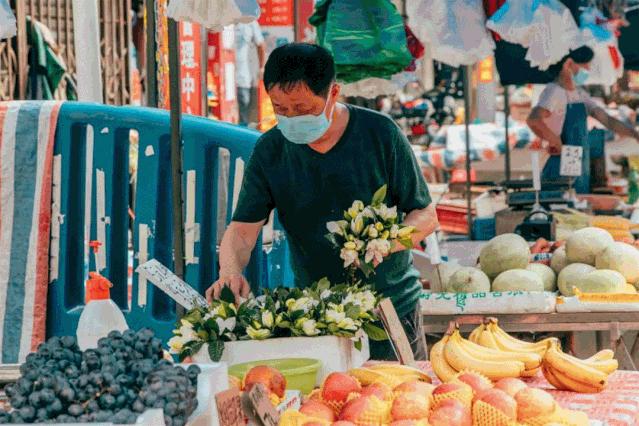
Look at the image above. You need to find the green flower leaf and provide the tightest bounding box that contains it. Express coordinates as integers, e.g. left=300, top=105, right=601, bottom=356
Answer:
left=359, top=261, right=375, bottom=278
left=208, top=339, right=225, bottom=362
left=362, top=322, right=388, bottom=341
left=354, top=339, right=363, bottom=351
left=220, top=286, right=236, bottom=304
left=345, top=304, right=361, bottom=319
left=371, top=185, right=387, bottom=206
left=184, top=309, right=202, bottom=324
left=316, top=277, right=331, bottom=292
left=399, top=238, right=414, bottom=249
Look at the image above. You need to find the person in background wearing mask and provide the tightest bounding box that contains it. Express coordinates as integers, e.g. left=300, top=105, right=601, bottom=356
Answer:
left=527, top=46, right=639, bottom=193
left=206, top=43, right=439, bottom=360
left=235, top=21, right=265, bottom=126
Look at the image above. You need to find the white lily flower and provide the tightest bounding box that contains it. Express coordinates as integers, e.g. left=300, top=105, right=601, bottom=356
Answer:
left=352, top=200, right=364, bottom=211
left=261, top=311, right=274, bottom=328
left=390, top=224, right=399, bottom=239
left=320, top=289, right=333, bottom=300
left=374, top=204, right=398, bottom=221
left=215, top=317, right=237, bottom=334
left=350, top=214, right=364, bottom=235
left=246, top=326, right=271, bottom=340
left=362, top=206, right=376, bottom=219
left=325, top=308, right=346, bottom=323
left=338, top=317, right=359, bottom=331
left=368, top=225, right=378, bottom=239
left=301, top=319, right=320, bottom=336
left=168, top=335, right=186, bottom=353
left=364, top=238, right=391, bottom=264
left=340, top=248, right=359, bottom=268
left=286, top=297, right=316, bottom=313
left=354, top=239, right=365, bottom=251
left=326, top=221, right=343, bottom=236
left=178, top=320, right=198, bottom=341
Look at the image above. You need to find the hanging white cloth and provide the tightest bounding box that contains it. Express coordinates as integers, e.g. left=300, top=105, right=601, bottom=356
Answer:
left=487, top=0, right=581, bottom=71
left=580, top=7, right=624, bottom=87
left=0, top=0, right=16, bottom=39
left=167, top=0, right=260, bottom=32
left=406, top=0, right=495, bottom=68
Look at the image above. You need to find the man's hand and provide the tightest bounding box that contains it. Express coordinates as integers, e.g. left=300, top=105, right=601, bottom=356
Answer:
left=547, top=137, right=562, bottom=156
left=206, top=274, right=250, bottom=304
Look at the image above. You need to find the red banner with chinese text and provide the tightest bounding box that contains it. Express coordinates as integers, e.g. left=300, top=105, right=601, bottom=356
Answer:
left=179, top=22, right=203, bottom=116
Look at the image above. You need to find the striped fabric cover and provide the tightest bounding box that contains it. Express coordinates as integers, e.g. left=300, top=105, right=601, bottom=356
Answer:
left=0, top=101, right=60, bottom=363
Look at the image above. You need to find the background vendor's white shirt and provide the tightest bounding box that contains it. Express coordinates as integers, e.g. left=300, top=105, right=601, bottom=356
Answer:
left=536, top=83, right=597, bottom=135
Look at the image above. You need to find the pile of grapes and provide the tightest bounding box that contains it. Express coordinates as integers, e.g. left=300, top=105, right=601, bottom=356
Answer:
left=0, top=329, right=200, bottom=425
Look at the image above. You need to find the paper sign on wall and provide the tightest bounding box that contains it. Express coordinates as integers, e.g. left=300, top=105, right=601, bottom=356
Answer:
left=136, top=259, right=208, bottom=310
left=560, top=145, right=583, bottom=177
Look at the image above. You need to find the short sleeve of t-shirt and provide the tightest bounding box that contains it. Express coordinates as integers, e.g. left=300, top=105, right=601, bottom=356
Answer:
left=577, top=88, right=598, bottom=113
left=250, top=21, right=264, bottom=45
left=231, top=144, right=274, bottom=223
left=389, top=123, right=432, bottom=213
left=537, top=83, right=567, bottom=115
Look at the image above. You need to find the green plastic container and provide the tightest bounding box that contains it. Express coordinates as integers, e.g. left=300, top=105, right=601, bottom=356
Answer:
left=228, top=358, right=321, bottom=394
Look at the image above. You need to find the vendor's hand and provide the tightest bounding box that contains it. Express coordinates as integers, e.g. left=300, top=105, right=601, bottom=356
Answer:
left=206, top=274, right=250, bottom=304
left=547, top=138, right=562, bottom=156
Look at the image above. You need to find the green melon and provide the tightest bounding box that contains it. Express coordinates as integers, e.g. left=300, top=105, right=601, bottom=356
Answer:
left=576, top=270, right=627, bottom=294
left=550, top=246, right=568, bottom=274
left=526, top=263, right=557, bottom=292
left=565, top=227, right=614, bottom=265
left=595, top=242, right=639, bottom=284
left=491, top=269, right=544, bottom=292
left=557, top=263, right=596, bottom=296
left=445, top=267, right=491, bottom=293
left=479, top=233, right=531, bottom=279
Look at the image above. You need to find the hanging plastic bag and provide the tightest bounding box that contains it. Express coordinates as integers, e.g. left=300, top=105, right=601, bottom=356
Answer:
left=580, top=7, right=624, bottom=86
left=167, top=0, right=259, bottom=32
left=311, top=0, right=412, bottom=83
left=407, top=0, right=495, bottom=68
left=404, top=24, right=425, bottom=72
left=0, top=0, right=16, bottom=39
left=487, top=0, right=581, bottom=70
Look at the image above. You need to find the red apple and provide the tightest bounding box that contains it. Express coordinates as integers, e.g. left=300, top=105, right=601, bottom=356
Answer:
left=322, top=373, right=361, bottom=403
left=455, top=372, right=493, bottom=395
left=475, top=388, right=517, bottom=420
left=332, top=422, right=357, bottom=426
left=433, top=382, right=470, bottom=396
left=339, top=396, right=374, bottom=423
left=514, top=388, right=555, bottom=421
left=429, top=399, right=472, bottom=426
left=243, top=365, right=287, bottom=398
left=394, top=380, right=436, bottom=397
left=361, top=382, right=393, bottom=401
left=494, top=378, right=528, bottom=398
left=391, top=392, right=431, bottom=421
left=300, top=400, right=336, bottom=422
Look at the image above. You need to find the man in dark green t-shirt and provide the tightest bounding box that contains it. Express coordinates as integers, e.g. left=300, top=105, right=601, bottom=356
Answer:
left=206, top=43, right=438, bottom=359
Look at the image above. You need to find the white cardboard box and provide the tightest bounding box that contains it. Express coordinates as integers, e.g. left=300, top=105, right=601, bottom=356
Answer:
left=208, top=335, right=369, bottom=385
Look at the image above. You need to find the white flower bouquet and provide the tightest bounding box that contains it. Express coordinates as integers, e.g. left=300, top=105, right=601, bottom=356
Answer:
left=169, top=279, right=387, bottom=362
left=325, top=185, right=416, bottom=279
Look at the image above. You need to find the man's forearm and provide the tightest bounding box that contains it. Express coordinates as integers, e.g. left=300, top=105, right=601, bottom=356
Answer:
left=219, top=226, right=255, bottom=276
left=592, top=108, right=639, bottom=139
left=392, top=205, right=439, bottom=253
left=528, top=119, right=562, bottom=146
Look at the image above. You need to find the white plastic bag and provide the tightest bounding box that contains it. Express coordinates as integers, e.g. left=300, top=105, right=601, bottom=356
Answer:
left=0, top=0, right=16, bottom=40
left=581, top=7, right=624, bottom=87
left=407, top=0, right=494, bottom=67
left=167, top=0, right=259, bottom=32
left=487, top=0, right=581, bottom=70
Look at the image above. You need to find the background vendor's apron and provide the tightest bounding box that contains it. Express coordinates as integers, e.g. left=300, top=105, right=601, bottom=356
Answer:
left=541, top=102, right=590, bottom=194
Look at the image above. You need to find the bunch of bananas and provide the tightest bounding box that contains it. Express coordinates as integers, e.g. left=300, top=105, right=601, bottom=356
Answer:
left=430, top=326, right=542, bottom=382
left=542, top=340, right=618, bottom=393
left=348, top=363, right=432, bottom=388
left=469, top=319, right=556, bottom=377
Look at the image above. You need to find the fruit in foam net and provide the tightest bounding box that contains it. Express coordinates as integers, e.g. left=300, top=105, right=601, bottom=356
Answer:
left=494, top=378, right=528, bottom=398
left=479, top=233, right=531, bottom=279
left=338, top=395, right=386, bottom=424
left=514, top=388, right=555, bottom=421
left=299, top=400, right=336, bottom=422
left=454, top=371, right=492, bottom=396
left=429, top=399, right=472, bottom=426
left=391, top=392, right=431, bottom=421
left=243, top=365, right=287, bottom=399
left=321, top=372, right=361, bottom=403
left=393, top=380, right=435, bottom=396
left=332, top=422, right=357, bottom=426
left=360, top=382, right=393, bottom=401
left=390, top=420, right=429, bottom=426
left=433, top=381, right=470, bottom=397
left=475, top=388, right=517, bottom=420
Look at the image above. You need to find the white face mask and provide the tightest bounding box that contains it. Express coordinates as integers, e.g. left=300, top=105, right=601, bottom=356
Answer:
left=275, top=87, right=334, bottom=144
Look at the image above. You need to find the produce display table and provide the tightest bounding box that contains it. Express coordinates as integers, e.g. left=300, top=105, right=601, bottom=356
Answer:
left=419, top=312, right=639, bottom=370
left=417, top=361, right=639, bottom=426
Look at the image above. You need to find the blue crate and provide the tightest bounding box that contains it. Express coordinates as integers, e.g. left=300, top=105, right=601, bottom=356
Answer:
left=473, top=218, right=496, bottom=240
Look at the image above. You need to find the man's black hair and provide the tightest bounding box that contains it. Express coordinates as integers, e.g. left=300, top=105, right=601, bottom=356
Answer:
left=263, top=43, right=336, bottom=97
left=548, top=45, right=595, bottom=78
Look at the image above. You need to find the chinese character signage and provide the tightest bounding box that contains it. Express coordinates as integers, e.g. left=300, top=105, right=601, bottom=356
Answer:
left=258, top=0, right=293, bottom=26
left=179, top=22, right=203, bottom=116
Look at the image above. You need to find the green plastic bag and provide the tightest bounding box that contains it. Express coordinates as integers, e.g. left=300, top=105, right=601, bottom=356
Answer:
left=310, top=0, right=412, bottom=83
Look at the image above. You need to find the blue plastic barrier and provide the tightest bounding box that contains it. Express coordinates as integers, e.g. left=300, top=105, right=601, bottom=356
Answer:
left=47, top=102, right=291, bottom=342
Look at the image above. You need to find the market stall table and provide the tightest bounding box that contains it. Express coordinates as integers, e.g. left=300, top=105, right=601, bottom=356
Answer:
left=419, top=312, right=639, bottom=370
left=416, top=361, right=639, bottom=426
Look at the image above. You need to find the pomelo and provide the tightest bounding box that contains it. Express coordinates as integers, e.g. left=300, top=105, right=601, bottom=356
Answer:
left=479, top=234, right=531, bottom=279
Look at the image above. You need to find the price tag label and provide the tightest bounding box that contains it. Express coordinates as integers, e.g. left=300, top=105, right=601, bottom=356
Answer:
left=136, top=259, right=208, bottom=309
left=560, top=145, right=583, bottom=177
left=216, top=388, right=245, bottom=426
left=378, top=298, right=415, bottom=366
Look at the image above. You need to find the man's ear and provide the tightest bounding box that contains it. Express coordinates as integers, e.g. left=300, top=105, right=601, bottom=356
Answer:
left=331, top=83, right=341, bottom=99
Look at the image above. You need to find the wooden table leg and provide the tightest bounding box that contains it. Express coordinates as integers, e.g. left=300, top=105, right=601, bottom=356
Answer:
left=596, top=330, right=605, bottom=351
